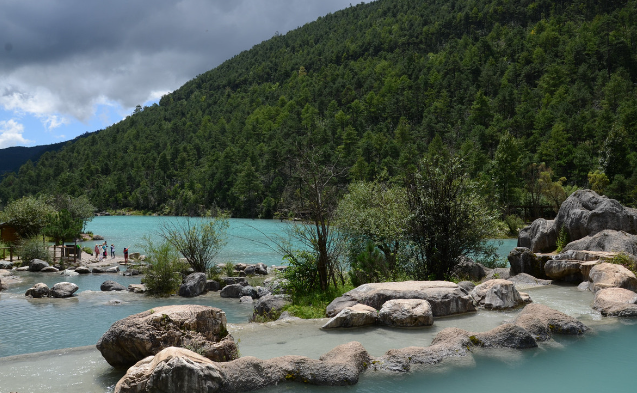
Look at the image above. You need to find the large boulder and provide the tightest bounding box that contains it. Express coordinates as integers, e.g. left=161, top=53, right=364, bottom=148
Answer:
left=220, top=284, right=244, bottom=298
left=592, top=288, right=637, bottom=317
left=470, top=279, right=525, bottom=309
left=179, top=272, right=208, bottom=297
left=96, top=305, right=238, bottom=368
left=562, top=229, right=637, bottom=256
left=513, top=303, right=588, bottom=341
left=321, top=304, right=378, bottom=329
left=508, top=247, right=549, bottom=278
left=51, top=282, right=79, bottom=298
left=255, top=263, right=268, bottom=275
left=451, top=256, right=490, bottom=281
left=239, top=285, right=258, bottom=299
left=517, top=219, right=557, bottom=253
left=25, top=282, right=50, bottom=298
left=543, top=259, right=585, bottom=282
left=325, top=281, right=475, bottom=318
left=114, top=342, right=371, bottom=393
left=588, top=263, right=637, bottom=292
left=252, top=294, right=291, bottom=320
left=378, top=299, right=433, bottom=327
left=206, top=280, right=221, bottom=292
left=0, top=261, right=14, bottom=269
left=28, top=259, right=50, bottom=272
left=75, top=266, right=91, bottom=274
left=555, top=189, right=637, bottom=243
left=101, top=280, right=127, bottom=291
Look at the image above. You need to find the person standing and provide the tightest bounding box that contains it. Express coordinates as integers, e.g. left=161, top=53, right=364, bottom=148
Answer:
left=110, top=244, right=115, bottom=259
left=123, top=247, right=129, bottom=264
left=95, top=244, right=100, bottom=261
left=102, top=244, right=107, bottom=259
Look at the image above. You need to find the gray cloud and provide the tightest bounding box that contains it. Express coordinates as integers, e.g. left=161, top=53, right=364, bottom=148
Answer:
left=0, top=0, right=359, bottom=121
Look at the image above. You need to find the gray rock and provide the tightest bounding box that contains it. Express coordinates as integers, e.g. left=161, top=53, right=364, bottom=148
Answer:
left=61, top=269, right=79, bottom=277
left=51, top=282, right=79, bottom=298
left=322, top=304, right=378, bottom=329
left=206, top=280, right=221, bottom=292
left=589, top=263, right=637, bottom=292
left=234, top=263, right=247, bottom=271
left=96, top=305, right=238, bottom=368
left=255, top=263, right=268, bottom=275
left=263, top=278, right=288, bottom=294
left=240, top=285, right=258, bottom=299
left=517, top=218, right=557, bottom=253
left=555, top=189, right=637, bottom=244
left=239, top=296, right=253, bottom=304
left=220, top=284, right=244, bottom=298
left=513, top=303, right=588, bottom=341
left=91, top=267, right=106, bottom=273
left=451, top=256, right=489, bottom=281
left=107, top=299, right=126, bottom=305
left=326, top=281, right=475, bottom=318
left=244, top=265, right=256, bottom=275
left=277, top=311, right=302, bottom=321
left=562, top=229, right=637, bottom=256
left=128, top=284, right=147, bottom=294
left=101, top=280, right=127, bottom=291
left=0, top=261, right=14, bottom=269
left=255, top=286, right=271, bottom=298
left=378, top=299, right=433, bottom=327
left=543, top=259, right=584, bottom=282
left=16, top=266, right=29, bottom=271
left=39, top=266, right=59, bottom=273
left=482, top=267, right=511, bottom=281
left=577, top=281, right=592, bottom=291
left=457, top=281, right=475, bottom=294
left=508, top=247, right=549, bottom=278
left=105, top=266, right=120, bottom=273
left=122, top=269, right=141, bottom=276
left=28, top=259, right=50, bottom=272
left=25, top=282, right=50, bottom=298
left=470, top=279, right=525, bottom=310
left=179, top=272, right=208, bottom=297
left=252, top=294, right=292, bottom=320
left=75, top=266, right=91, bottom=274
left=592, top=287, right=637, bottom=317
left=222, top=277, right=248, bottom=286
left=508, top=273, right=553, bottom=287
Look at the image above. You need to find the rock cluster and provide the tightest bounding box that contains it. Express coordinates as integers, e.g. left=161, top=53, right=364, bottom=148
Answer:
left=113, top=303, right=587, bottom=392
left=25, top=282, right=78, bottom=298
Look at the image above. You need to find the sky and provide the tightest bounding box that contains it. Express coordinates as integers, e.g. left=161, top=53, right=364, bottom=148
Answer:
left=0, top=0, right=363, bottom=149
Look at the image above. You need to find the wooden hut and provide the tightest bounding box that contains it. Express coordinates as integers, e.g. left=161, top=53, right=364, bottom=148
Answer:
left=0, top=222, right=19, bottom=244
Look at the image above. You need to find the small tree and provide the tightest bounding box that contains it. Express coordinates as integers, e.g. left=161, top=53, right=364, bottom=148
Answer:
left=406, top=154, right=499, bottom=280
left=43, top=209, right=83, bottom=246
left=141, top=237, right=188, bottom=296
left=1, top=195, right=55, bottom=237
left=158, top=216, right=228, bottom=272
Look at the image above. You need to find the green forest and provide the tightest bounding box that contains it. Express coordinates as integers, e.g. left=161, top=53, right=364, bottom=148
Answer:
left=1, top=0, right=636, bottom=218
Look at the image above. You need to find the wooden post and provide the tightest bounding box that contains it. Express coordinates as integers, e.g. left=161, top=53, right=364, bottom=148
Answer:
left=10, top=246, right=13, bottom=262
left=74, top=239, right=77, bottom=264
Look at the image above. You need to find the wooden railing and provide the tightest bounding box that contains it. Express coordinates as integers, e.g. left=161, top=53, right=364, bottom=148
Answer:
left=0, top=246, right=16, bottom=262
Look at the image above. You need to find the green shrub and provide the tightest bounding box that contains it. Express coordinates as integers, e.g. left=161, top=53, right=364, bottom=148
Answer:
left=281, top=281, right=355, bottom=319
left=555, top=227, right=569, bottom=253
left=605, top=252, right=637, bottom=276
left=281, top=251, right=319, bottom=295
left=348, top=240, right=390, bottom=287
left=81, top=246, right=93, bottom=255
left=504, top=215, right=525, bottom=237
left=18, top=238, right=50, bottom=264
left=141, top=237, right=189, bottom=296
left=221, top=262, right=236, bottom=277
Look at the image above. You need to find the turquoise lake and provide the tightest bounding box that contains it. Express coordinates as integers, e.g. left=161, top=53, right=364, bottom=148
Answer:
left=0, top=216, right=634, bottom=392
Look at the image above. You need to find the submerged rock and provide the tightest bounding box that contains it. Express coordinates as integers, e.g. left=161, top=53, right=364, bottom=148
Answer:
left=322, top=304, right=378, bottom=329
left=114, top=342, right=371, bottom=393
left=592, top=288, right=637, bottom=317
left=96, top=305, right=238, bottom=368
left=101, top=280, right=127, bottom=291
left=513, top=303, right=588, bottom=341
left=326, top=281, right=475, bottom=318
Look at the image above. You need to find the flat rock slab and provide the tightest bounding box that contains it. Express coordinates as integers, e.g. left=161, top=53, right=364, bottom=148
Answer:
left=322, top=304, right=377, bottom=329
left=326, top=281, right=475, bottom=317
left=96, top=305, right=238, bottom=368
left=470, top=279, right=525, bottom=310
left=593, top=288, right=637, bottom=317
left=378, top=299, right=433, bottom=327
left=543, top=260, right=585, bottom=282
left=508, top=273, right=552, bottom=287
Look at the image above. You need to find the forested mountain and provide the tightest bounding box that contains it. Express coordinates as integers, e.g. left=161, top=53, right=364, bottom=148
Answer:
left=0, top=141, right=69, bottom=175
left=1, top=0, right=636, bottom=217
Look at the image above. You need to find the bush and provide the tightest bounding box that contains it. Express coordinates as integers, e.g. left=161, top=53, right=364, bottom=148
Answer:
left=605, top=252, right=637, bottom=276
left=504, top=215, right=525, bottom=237
left=281, top=251, right=320, bottom=295
left=555, top=227, right=569, bottom=253
left=18, top=238, right=50, bottom=264
left=281, top=281, right=355, bottom=319
left=221, top=262, right=236, bottom=277
left=348, top=240, right=391, bottom=287
left=141, top=237, right=189, bottom=296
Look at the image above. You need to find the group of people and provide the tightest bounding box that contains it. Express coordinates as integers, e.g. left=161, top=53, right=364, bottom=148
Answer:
left=93, top=241, right=130, bottom=263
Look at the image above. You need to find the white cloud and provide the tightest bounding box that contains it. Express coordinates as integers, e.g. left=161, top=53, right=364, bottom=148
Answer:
left=0, top=119, right=33, bottom=148
left=41, top=114, right=70, bottom=131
